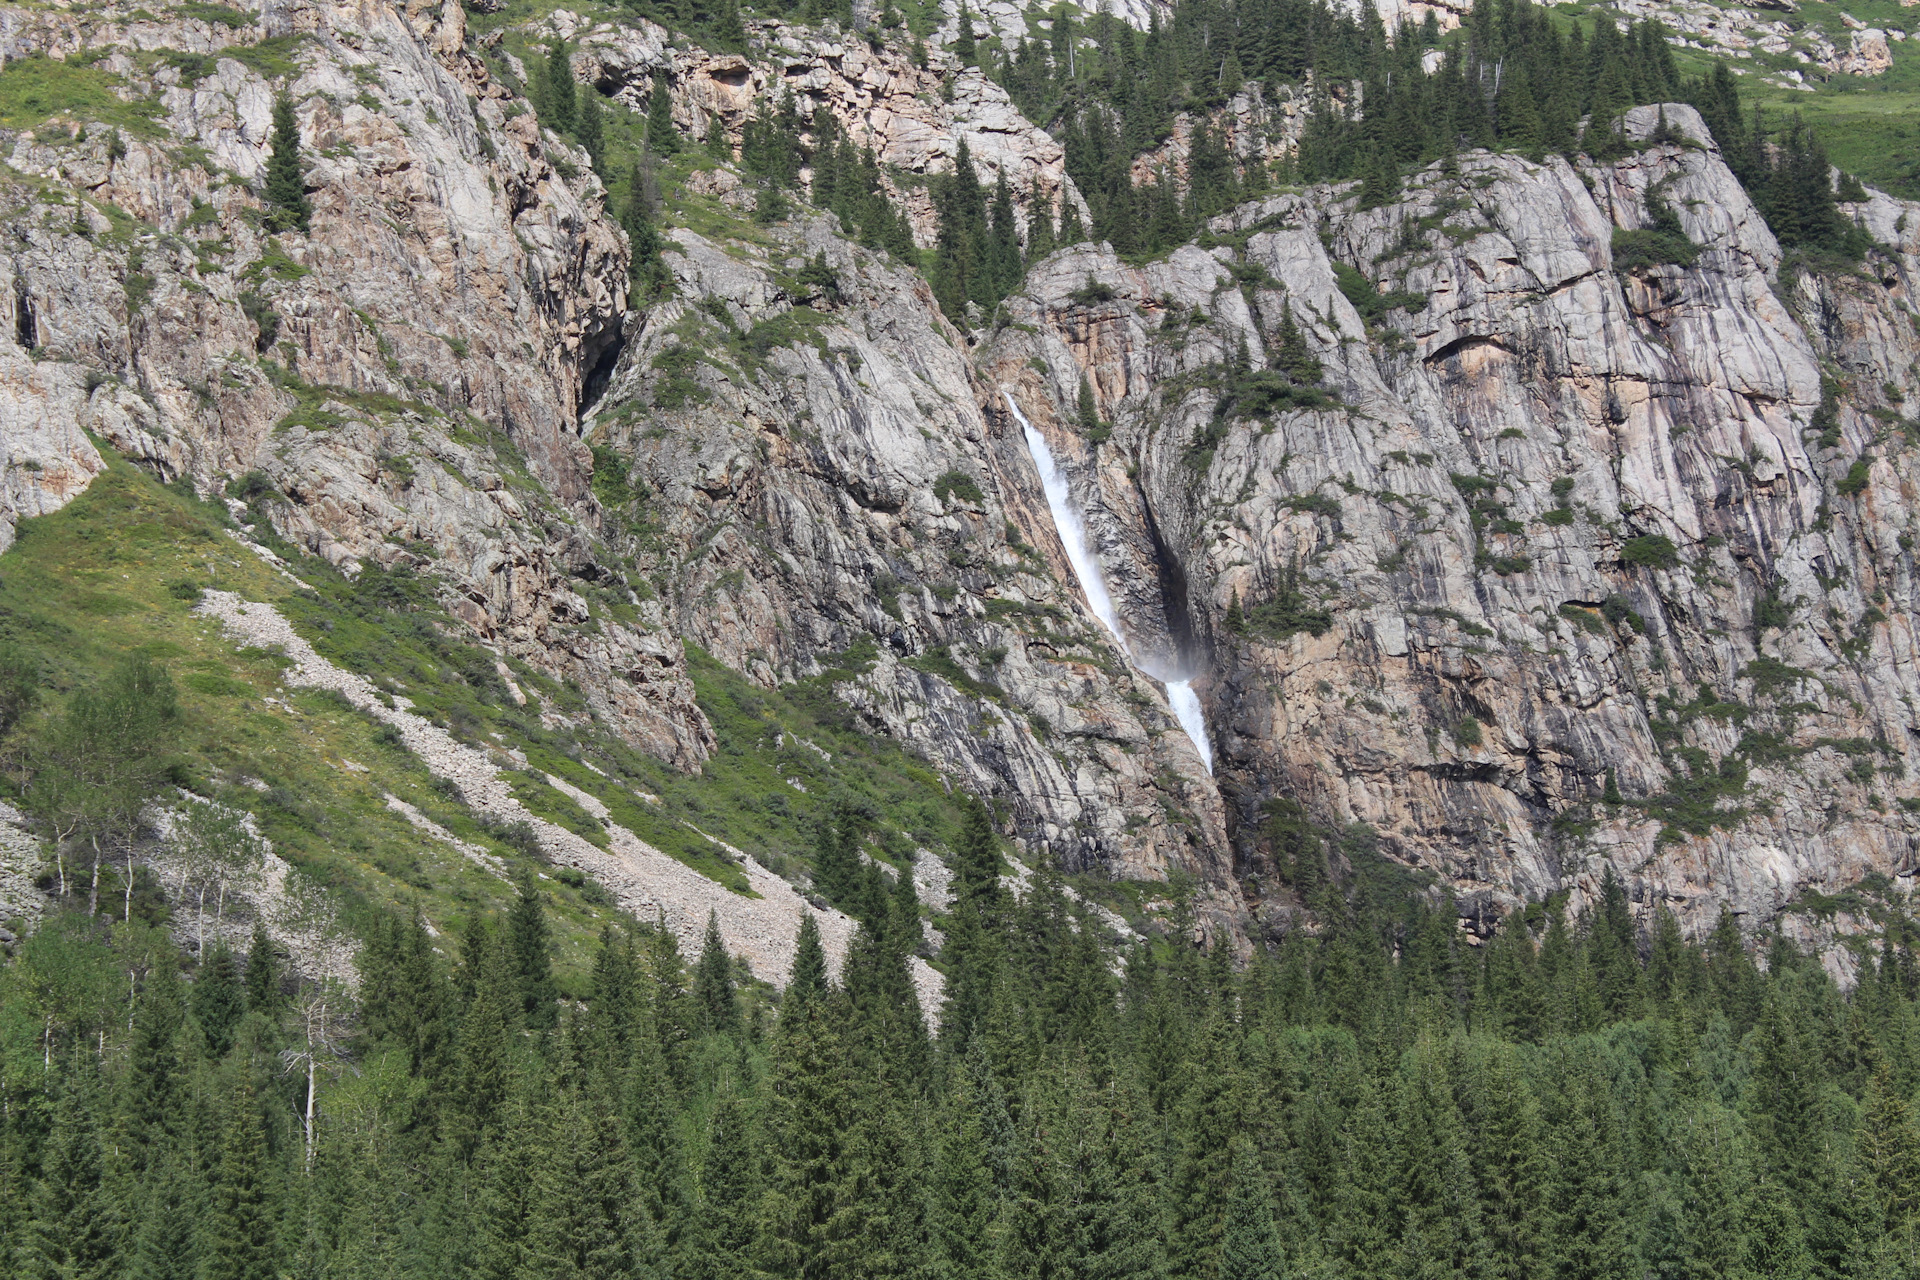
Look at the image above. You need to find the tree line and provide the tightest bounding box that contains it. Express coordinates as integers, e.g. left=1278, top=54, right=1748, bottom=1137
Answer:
left=5, top=787, right=1918, bottom=1279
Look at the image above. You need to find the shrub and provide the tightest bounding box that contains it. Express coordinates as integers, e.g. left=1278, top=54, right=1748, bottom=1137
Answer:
left=1836, top=458, right=1871, bottom=497
left=1331, top=260, right=1424, bottom=324
left=1453, top=717, right=1483, bottom=748
left=933, top=470, right=984, bottom=507
left=1238, top=563, right=1332, bottom=641
left=1601, top=593, right=1646, bottom=633
left=1068, top=275, right=1116, bottom=306
left=1621, top=534, right=1679, bottom=569
left=1742, top=656, right=1814, bottom=696
left=651, top=345, right=708, bottom=408
left=1284, top=492, right=1342, bottom=518
left=1612, top=192, right=1699, bottom=271
left=1754, top=586, right=1793, bottom=632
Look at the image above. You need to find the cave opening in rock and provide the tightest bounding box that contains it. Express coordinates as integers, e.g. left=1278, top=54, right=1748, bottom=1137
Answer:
left=578, top=325, right=627, bottom=424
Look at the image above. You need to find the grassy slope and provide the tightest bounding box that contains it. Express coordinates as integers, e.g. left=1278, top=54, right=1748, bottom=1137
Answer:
left=1552, top=0, right=1920, bottom=197
left=0, top=450, right=987, bottom=984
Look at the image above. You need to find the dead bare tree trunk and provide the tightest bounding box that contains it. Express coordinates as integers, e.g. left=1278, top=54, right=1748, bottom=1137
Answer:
left=87, top=834, right=101, bottom=917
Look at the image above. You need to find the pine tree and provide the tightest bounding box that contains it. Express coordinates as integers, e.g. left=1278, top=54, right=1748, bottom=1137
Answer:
left=986, top=169, right=1023, bottom=304
left=955, top=3, right=977, bottom=65
left=125, top=1159, right=198, bottom=1280
left=576, top=87, right=605, bottom=174
left=1218, top=1139, right=1285, bottom=1280
left=1167, top=1015, right=1247, bottom=1278
left=264, top=94, right=310, bottom=233
left=626, top=1010, right=689, bottom=1271
left=122, top=954, right=184, bottom=1155
left=203, top=1090, right=276, bottom=1280
left=244, top=920, right=280, bottom=1014
left=193, top=943, right=245, bottom=1059
left=1543, top=1072, right=1634, bottom=1280
left=623, top=160, right=670, bottom=298
left=452, top=925, right=515, bottom=1149
left=813, top=806, right=860, bottom=907
left=930, top=1066, right=1000, bottom=1278
left=1025, top=177, right=1056, bottom=261
left=19, top=1079, right=118, bottom=1280
left=524, top=1079, right=638, bottom=1280
left=1275, top=303, right=1321, bottom=385
left=692, top=909, right=743, bottom=1039
left=1078, top=375, right=1101, bottom=432
left=941, top=794, right=1004, bottom=1038
left=545, top=42, right=576, bottom=133
left=647, top=73, right=679, bottom=156
left=1861, top=1058, right=1920, bottom=1251
left=688, top=1085, right=759, bottom=1280
left=509, top=867, right=557, bottom=1031
left=758, top=953, right=854, bottom=1279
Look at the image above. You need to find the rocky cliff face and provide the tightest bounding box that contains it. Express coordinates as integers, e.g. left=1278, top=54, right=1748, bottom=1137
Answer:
left=982, top=104, right=1920, bottom=967
left=2, top=0, right=1916, bottom=972
left=0, top=0, right=709, bottom=766
left=564, top=14, right=1087, bottom=249
left=584, top=213, right=1234, bottom=923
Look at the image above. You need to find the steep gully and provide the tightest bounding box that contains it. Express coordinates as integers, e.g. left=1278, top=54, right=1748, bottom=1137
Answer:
left=1005, top=393, right=1216, bottom=775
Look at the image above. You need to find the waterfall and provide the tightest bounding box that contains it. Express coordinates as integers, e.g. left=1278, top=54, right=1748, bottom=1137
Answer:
left=1006, top=393, right=1214, bottom=774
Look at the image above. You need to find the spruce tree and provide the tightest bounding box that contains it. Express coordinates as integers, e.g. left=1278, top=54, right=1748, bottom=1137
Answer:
left=545, top=42, right=576, bottom=134
left=19, top=1079, right=118, bottom=1280
left=508, top=867, right=557, bottom=1031
left=941, top=794, right=1004, bottom=1038
left=264, top=94, right=310, bottom=233
left=122, top=954, right=184, bottom=1155
left=1218, top=1140, right=1285, bottom=1280
left=930, top=1067, right=1001, bottom=1277
left=647, top=74, right=679, bottom=156
left=692, top=910, right=742, bottom=1039
left=203, top=1090, right=275, bottom=1280
left=1025, top=177, right=1056, bottom=260
left=524, top=1081, right=637, bottom=1280
left=452, top=926, right=514, bottom=1149
left=194, top=944, right=245, bottom=1059
left=687, top=1086, right=758, bottom=1280
left=125, top=1159, right=198, bottom=1280
left=758, top=949, right=854, bottom=1279
left=576, top=87, right=605, bottom=174
left=244, top=920, right=280, bottom=1014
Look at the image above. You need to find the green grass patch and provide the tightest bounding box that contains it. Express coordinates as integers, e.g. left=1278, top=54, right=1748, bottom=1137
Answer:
left=0, top=56, right=163, bottom=135
left=0, top=452, right=620, bottom=987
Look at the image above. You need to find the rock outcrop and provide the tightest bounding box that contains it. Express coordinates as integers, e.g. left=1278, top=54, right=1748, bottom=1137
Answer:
left=984, top=104, right=1920, bottom=969
left=0, top=0, right=711, bottom=765
left=1, top=0, right=1915, bottom=975
left=586, top=213, right=1237, bottom=930
left=569, top=16, right=1088, bottom=248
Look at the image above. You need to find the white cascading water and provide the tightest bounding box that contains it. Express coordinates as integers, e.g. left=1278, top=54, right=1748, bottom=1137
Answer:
left=1006, top=393, right=1214, bottom=774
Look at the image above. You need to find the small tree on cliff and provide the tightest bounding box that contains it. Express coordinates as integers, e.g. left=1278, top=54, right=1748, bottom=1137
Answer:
left=264, top=95, right=310, bottom=233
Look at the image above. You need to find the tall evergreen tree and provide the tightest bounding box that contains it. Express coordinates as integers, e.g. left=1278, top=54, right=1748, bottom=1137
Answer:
left=203, top=1090, right=275, bottom=1280
left=1218, top=1139, right=1285, bottom=1280
left=647, top=73, right=680, bottom=156
left=509, top=867, right=557, bottom=1031
left=693, top=909, right=742, bottom=1040
left=264, top=94, right=310, bottom=233
left=545, top=42, right=577, bottom=133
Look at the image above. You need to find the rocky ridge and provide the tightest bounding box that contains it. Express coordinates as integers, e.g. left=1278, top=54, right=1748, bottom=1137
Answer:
left=976, top=104, right=1920, bottom=970
left=0, top=0, right=1916, bottom=976
left=564, top=13, right=1088, bottom=248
